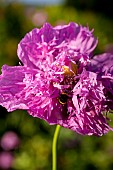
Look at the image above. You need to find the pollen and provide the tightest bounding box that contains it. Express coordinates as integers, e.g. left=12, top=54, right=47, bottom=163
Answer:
left=62, top=62, right=78, bottom=76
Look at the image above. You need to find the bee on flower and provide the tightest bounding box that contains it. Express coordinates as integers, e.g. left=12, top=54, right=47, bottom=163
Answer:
left=0, top=22, right=112, bottom=136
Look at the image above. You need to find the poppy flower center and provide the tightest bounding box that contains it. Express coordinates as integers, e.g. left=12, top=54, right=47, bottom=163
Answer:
left=58, top=62, right=78, bottom=105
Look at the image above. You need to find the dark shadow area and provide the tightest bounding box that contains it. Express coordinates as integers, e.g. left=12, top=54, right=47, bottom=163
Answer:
left=65, top=0, right=113, bottom=19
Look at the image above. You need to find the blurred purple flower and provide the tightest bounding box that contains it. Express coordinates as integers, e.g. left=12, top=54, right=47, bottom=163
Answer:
left=0, top=22, right=112, bottom=136
left=0, top=152, right=13, bottom=169
left=1, top=131, right=20, bottom=151
left=32, top=10, right=48, bottom=26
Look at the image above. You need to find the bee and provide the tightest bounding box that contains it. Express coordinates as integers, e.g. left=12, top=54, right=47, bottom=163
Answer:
left=58, top=92, right=69, bottom=105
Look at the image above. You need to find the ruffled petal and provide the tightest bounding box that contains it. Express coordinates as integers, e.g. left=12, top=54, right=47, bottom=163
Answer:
left=17, top=22, right=98, bottom=70
left=67, top=111, right=110, bottom=136
left=88, top=53, right=113, bottom=110
left=0, top=65, right=37, bottom=111
left=64, top=69, right=110, bottom=136
left=87, top=53, right=113, bottom=74
left=17, top=23, right=56, bottom=69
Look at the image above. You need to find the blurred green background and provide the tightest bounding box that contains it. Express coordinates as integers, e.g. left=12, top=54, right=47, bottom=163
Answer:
left=0, top=0, right=113, bottom=170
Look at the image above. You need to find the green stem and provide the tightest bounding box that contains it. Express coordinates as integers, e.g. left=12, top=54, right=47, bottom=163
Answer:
left=52, top=125, right=61, bottom=170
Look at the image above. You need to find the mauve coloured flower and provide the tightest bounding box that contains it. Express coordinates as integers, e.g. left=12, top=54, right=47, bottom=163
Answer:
left=88, top=53, right=113, bottom=110
left=0, top=152, right=13, bottom=169
left=0, top=22, right=111, bottom=136
left=1, top=131, right=20, bottom=151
